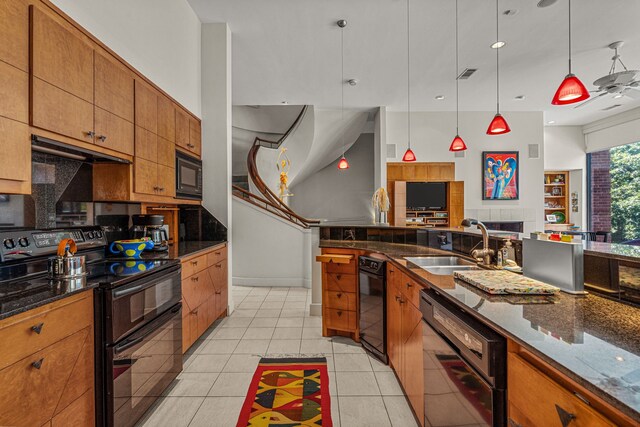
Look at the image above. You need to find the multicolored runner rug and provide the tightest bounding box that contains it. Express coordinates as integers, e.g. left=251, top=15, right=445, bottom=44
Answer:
left=236, top=357, right=332, bottom=427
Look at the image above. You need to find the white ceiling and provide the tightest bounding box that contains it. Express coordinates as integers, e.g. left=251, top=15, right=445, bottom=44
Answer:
left=187, top=0, right=640, bottom=126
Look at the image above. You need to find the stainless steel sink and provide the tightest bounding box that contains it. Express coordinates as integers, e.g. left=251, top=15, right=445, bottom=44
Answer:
left=404, top=256, right=474, bottom=267
left=422, top=265, right=479, bottom=275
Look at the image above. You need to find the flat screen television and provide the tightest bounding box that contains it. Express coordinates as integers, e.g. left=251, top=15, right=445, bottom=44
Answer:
left=406, top=182, right=447, bottom=211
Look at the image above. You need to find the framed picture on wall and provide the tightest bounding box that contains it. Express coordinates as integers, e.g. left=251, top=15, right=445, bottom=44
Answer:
left=482, top=151, right=519, bottom=200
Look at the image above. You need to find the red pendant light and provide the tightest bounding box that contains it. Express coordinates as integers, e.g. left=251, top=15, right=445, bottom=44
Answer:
left=487, top=113, right=511, bottom=135
left=487, top=0, right=511, bottom=135
left=551, top=0, right=589, bottom=105
left=449, top=135, right=467, bottom=152
left=402, top=148, right=416, bottom=162
left=402, top=0, right=417, bottom=162
left=449, top=0, right=468, bottom=152
left=337, top=155, right=350, bottom=170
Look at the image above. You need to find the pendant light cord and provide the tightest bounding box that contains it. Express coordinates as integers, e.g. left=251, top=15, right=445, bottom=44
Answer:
left=455, top=0, right=459, bottom=134
left=407, top=0, right=411, bottom=149
left=496, top=0, right=500, bottom=113
left=341, top=23, right=345, bottom=157
left=568, top=0, right=572, bottom=74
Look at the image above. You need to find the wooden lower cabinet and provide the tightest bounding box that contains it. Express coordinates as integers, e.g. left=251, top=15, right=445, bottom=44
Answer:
left=0, top=291, right=94, bottom=427
left=181, top=244, right=228, bottom=352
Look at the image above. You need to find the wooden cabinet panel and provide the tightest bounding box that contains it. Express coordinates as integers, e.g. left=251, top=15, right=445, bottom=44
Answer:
left=0, top=117, right=30, bottom=186
left=0, top=61, right=28, bottom=123
left=206, top=245, right=228, bottom=267
left=135, top=126, right=157, bottom=162
left=54, top=326, right=93, bottom=415
left=0, top=292, right=92, bottom=371
left=182, top=254, right=208, bottom=279
left=211, top=259, right=228, bottom=319
left=134, top=157, right=158, bottom=196
left=175, top=108, right=190, bottom=148
left=326, top=261, right=356, bottom=275
left=325, top=308, right=354, bottom=331
left=508, top=353, right=616, bottom=427
left=196, top=304, right=209, bottom=338
left=94, top=52, right=134, bottom=122
left=0, top=0, right=29, bottom=71
left=182, top=299, right=193, bottom=353
left=386, top=266, right=402, bottom=371
left=31, top=7, right=93, bottom=103
left=401, top=273, right=421, bottom=309
left=134, top=80, right=157, bottom=134
left=157, top=136, right=175, bottom=168
left=189, top=117, right=202, bottom=156
left=51, top=388, right=94, bottom=427
left=402, top=304, right=424, bottom=424
left=156, top=165, right=175, bottom=198
left=31, top=78, right=94, bottom=142
left=157, top=96, right=175, bottom=143
left=95, top=107, right=134, bottom=155
left=325, top=291, right=356, bottom=311
left=325, top=273, right=357, bottom=293
left=0, top=327, right=89, bottom=427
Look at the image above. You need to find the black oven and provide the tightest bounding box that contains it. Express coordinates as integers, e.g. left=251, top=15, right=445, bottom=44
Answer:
left=176, top=150, right=202, bottom=200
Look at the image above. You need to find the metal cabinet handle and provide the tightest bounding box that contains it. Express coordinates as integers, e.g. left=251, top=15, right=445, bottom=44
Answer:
left=86, top=131, right=95, bottom=138
left=187, top=143, right=195, bottom=149
left=31, top=323, right=44, bottom=334
left=215, top=290, right=222, bottom=295
left=337, top=293, right=342, bottom=298
left=215, top=264, right=222, bottom=268
left=215, top=252, right=221, bottom=255
left=153, top=186, right=159, bottom=191
left=159, top=187, right=165, bottom=192
left=406, top=282, right=413, bottom=288
left=192, top=309, right=198, bottom=315
left=191, top=260, right=198, bottom=266
left=336, top=274, right=342, bottom=280
left=98, top=135, right=107, bottom=142
left=555, top=404, right=577, bottom=427
left=508, top=419, right=523, bottom=427
left=191, top=276, right=199, bottom=282
left=337, top=311, right=343, bottom=316
left=32, top=358, right=44, bottom=369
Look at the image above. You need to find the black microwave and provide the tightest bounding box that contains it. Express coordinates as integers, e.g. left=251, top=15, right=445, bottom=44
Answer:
left=176, top=151, right=202, bottom=200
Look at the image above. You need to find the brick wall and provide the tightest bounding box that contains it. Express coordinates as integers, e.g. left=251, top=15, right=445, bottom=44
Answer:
left=590, top=150, right=612, bottom=232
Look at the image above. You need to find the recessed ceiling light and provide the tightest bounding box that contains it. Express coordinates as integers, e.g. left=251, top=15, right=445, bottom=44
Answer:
left=435, top=95, right=445, bottom=100
left=615, top=356, right=625, bottom=362
left=491, top=41, right=506, bottom=49
left=547, top=120, right=556, bottom=124
left=282, top=101, right=288, bottom=104
left=613, top=94, right=624, bottom=99
left=503, top=9, right=518, bottom=16
left=514, top=95, right=526, bottom=100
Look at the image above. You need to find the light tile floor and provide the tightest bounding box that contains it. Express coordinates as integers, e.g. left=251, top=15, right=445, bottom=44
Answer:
left=136, top=286, right=418, bottom=427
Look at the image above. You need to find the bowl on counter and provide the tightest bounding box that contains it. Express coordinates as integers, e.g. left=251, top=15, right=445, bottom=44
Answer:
left=108, top=238, right=154, bottom=258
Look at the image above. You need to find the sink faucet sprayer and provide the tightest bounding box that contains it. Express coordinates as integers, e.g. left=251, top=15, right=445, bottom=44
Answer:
left=461, top=218, right=495, bottom=266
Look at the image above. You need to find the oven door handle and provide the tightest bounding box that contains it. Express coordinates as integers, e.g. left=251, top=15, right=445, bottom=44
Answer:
left=113, top=285, right=143, bottom=298
left=111, top=267, right=181, bottom=299
left=113, top=303, right=182, bottom=355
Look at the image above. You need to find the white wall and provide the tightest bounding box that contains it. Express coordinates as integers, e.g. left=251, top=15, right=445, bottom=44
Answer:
left=386, top=111, right=544, bottom=233
left=543, top=126, right=587, bottom=227
left=290, top=134, right=375, bottom=223
left=583, top=107, right=640, bottom=153
left=51, top=0, right=202, bottom=116
left=232, top=198, right=311, bottom=288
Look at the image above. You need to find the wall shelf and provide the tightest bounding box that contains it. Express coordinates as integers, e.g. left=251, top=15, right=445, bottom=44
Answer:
left=544, top=171, right=570, bottom=224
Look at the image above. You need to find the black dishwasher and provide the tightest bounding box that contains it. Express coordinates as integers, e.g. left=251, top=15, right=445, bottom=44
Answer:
left=358, top=256, right=387, bottom=363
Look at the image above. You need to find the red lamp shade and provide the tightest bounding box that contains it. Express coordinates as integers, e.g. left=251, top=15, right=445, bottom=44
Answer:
left=486, top=113, right=511, bottom=135
left=402, top=148, right=417, bottom=162
left=551, top=74, right=590, bottom=105
left=449, top=135, right=467, bottom=152
left=337, top=155, right=349, bottom=170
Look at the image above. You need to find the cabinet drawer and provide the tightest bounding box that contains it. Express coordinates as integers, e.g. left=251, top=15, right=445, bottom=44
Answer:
left=0, top=292, right=92, bottom=370
left=326, top=260, right=356, bottom=275
left=325, top=291, right=356, bottom=311
left=325, top=273, right=357, bottom=293
left=325, top=308, right=355, bottom=331
left=182, top=253, right=208, bottom=279
left=206, top=245, right=228, bottom=266
left=508, top=353, right=616, bottom=427
left=401, top=273, right=422, bottom=308
left=182, top=269, right=212, bottom=310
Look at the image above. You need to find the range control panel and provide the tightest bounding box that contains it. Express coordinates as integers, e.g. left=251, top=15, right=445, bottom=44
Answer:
left=0, top=226, right=107, bottom=262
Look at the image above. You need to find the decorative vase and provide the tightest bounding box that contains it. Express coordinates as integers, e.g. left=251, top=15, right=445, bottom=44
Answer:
left=376, top=211, right=388, bottom=225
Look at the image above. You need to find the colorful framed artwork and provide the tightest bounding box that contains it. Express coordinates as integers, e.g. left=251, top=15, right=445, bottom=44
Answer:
left=482, top=151, right=519, bottom=200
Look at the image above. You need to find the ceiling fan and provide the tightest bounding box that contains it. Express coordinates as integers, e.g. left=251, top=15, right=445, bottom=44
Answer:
left=575, top=41, right=640, bottom=109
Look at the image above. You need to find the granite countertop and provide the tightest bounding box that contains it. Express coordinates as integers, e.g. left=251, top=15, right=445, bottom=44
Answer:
left=584, top=241, right=640, bottom=263
left=321, top=240, right=640, bottom=421
left=141, top=240, right=227, bottom=260
left=0, top=279, right=96, bottom=321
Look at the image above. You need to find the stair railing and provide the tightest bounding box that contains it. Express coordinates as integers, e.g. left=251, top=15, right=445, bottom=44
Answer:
left=232, top=185, right=313, bottom=228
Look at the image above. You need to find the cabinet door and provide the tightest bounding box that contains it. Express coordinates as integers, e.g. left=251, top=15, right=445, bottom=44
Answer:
left=134, top=157, right=158, bottom=195
left=211, top=259, right=228, bottom=319
left=189, top=118, right=202, bottom=156
left=175, top=108, right=190, bottom=149
left=182, top=299, right=193, bottom=353
left=0, top=117, right=30, bottom=185
left=402, top=303, right=425, bottom=425
left=386, top=267, right=402, bottom=372
left=134, top=80, right=157, bottom=134
left=157, top=96, right=175, bottom=143
left=0, top=0, right=29, bottom=71
left=157, top=136, right=175, bottom=168
left=51, top=388, right=94, bottom=427
left=94, top=107, right=134, bottom=155
left=157, top=164, right=175, bottom=198
left=135, top=126, right=157, bottom=162
left=94, top=52, right=134, bottom=122
left=0, top=60, right=28, bottom=123
left=31, top=7, right=93, bottom=103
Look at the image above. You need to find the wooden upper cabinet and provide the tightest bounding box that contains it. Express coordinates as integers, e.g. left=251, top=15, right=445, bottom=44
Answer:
left=157, top=136, right=175, bottom=168
left=135, top=126, right=157, bottom=162
left=135, top=80, right=158, bottom=134
left=134, top=158, right=158, bottom=195
left=94, top=107, right=134, bottom=156
left=0, top=58, right=28, bottom=123
left=0, top=0, right=29, bottom=72
left=175, top=108, right=190, bottom=148
left=157, top=96, right=175, bottom=142
left=31, top=7, right=93, bottom=103
left=0, top=117, right=30, bottom=187
left=189, top=117, right=202, bottom=156
left=94, top=52, right=134, bottom=122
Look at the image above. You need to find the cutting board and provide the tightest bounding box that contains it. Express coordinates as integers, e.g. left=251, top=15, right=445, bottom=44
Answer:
left=454, top=270, right=560, bottom=295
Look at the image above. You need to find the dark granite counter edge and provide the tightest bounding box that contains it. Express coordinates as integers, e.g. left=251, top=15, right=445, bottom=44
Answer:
left=0, top=286, right=96, bottom=321
left=176, top=241, right=227, bottom=259
left=320, top=240, right=640, bottom=422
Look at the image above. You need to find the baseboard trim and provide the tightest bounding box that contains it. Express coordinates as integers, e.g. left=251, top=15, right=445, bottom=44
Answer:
left=309, top=302, right=322, bottom=317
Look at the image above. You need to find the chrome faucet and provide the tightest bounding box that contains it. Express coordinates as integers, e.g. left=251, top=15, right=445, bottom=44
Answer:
left=461, top=218, right=495, bottom=266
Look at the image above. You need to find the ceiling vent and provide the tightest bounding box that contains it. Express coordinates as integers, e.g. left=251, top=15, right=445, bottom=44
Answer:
left=457, top=68, right=478, bottom=80
left=602, top=104, right=622, bottom=111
